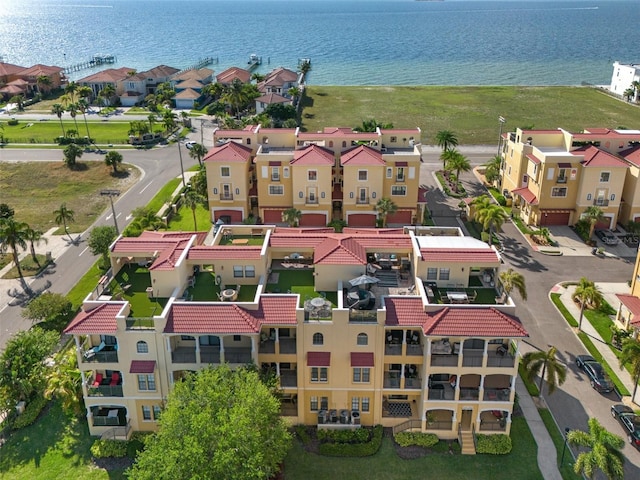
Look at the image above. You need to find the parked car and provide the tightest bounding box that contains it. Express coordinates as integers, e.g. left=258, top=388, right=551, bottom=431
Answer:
left=185, top=141, right=197, bottom=150
left=611, top=404, right=640, bottom=449
left=576, top=355, right=614, bottom=393
left=595, top=229, right=619, bottom=245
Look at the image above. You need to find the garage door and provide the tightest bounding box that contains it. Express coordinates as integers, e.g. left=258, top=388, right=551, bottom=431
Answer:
left=387, top=210, right=412, bottom=225
left=300, top=213, right=327, bottom=227
left=540, top=212, right=570, bottom=226
left=348, top=213, right=376, bottom=227
left=263, top=209, right=284, bottom=224
left=214, top=210, right=243, bottom=224
left=595, top=217, right=612, bottom=230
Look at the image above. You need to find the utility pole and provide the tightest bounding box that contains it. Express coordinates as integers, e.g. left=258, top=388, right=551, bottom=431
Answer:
left=100, top=189, right=121, bottom=234
left=497, top=116, right=506, bottom=157
left=177, top=140, right=186, bottom=188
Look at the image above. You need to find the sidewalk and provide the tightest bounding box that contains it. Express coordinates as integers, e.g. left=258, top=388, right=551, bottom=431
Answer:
left=551, top=282, right=637, bottom=400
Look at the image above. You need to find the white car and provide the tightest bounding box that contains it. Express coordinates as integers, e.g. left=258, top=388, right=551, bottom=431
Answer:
left=185, top=141, right=197, bottom=150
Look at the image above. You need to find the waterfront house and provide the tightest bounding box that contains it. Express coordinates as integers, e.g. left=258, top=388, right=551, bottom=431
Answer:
left=77, top=67, right=136, bottom=101
left=170, top=68, right=213, bottom=109
left=257, top=67, right=299, bottom=96
left=255, top=92, right=292, bottom=114
left=610, top=61, right=640, bottom=101
left=216, top=66, right=251, bottom=86
left=119, top=64, right=179, bottom=107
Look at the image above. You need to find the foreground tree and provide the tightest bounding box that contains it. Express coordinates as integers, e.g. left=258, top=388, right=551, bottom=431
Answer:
left=22, top=291, right=73, bottom=328
left=521, top=345, right=567, bottom=395
left=45, top=347, right=83, bottom=417
left=282, top=207, right=302, bottom=227
left=51, top=103, right=66, bottom=137
left=183, top=190, right=206, bottom=231
left=498, top=268, right=527, bottom=301
left=435, top=130, right=459, bottom=168
left=191, top=165, right=209, bottom=200
left=24, top=226, right=47, bottom=266
left=619, top=337, right=640, bottom=400
left=0, top=327, right=59, bottom=410
left=375, top=197, right=398, bottom=228
left=474, top=203, right=508, bottom=245
left=104, top=150, right=123, bottom=174
left=53, top=203, right=75, bottom=241
left=88, top=225, right=117, bottom=267
left=0, top=216, right=29, bottom=282
left=444, top=149, right=471, bottom=192
left=483, top=155, right=502, bottom=185
left=62, top=143, right=83, bottom=168
left=0, top=203, right=15, bottom=220
left=572, top=277, right=603, bottom=331
left=583, top=205, right=605, bottom=240
left=188, top=142, right=208, bottom=167
left=568, top=418, right=624, bottom=480
left=128, top=365, right=291, bottom=480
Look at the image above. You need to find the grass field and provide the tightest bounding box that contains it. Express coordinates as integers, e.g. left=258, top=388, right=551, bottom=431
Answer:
left=0, top=161, right=140, bottom=232
left=300, top=86, right=640, bottom=144
left=1, top=119, right=140, bottom=145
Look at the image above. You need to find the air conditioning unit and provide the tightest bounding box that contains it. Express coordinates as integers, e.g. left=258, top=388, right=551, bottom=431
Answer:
left=351, top=410, right=360, bottom=425
left=15, top=401, right=26, bottom=415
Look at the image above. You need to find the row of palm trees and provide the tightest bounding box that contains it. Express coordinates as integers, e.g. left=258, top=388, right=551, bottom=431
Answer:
left=435, top=130, right=472, bottom=193
left=623, top=80, right=640, bottom=103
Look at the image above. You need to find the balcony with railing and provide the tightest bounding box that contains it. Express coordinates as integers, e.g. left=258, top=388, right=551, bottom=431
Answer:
left=172, top=346, right=197, bottom=364
left=483, top=388, right=511, bottom=402
left=594, top=198, right=609, bottom=206
left=89, top=384, right=124, bottom=397
left=219, top=193, right=234, bottom=201
left=82, top=344, right=119, bottom=364
left=91, top=406, right=128, bottom=427
left=200, top=346, right=221, bottom=364
left=486, top=348, right=516, bottom=368
left=478, top=410, right=507, bottom=432
left=383, top=371, right=401, bottom=388
left=280, top=369, right=297, bottom=388
left=356, top=196, right=370, bottom=205
left=461, top=350, right=484, bottom=367
left=305, top=196, right=318, bottom=205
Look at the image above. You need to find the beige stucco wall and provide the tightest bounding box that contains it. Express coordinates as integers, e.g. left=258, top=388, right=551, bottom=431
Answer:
left=342, top=165, right=384, bottom=209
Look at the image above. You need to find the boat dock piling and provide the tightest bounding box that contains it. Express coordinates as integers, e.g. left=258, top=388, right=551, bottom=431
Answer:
left=63, top=55, right=117, bottom=74
left=176, top=56, right=217, bottom=76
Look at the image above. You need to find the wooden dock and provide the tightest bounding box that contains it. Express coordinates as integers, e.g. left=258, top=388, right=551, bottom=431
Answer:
left=63, top=55, right=117, bottom=74
left=175, top=56, right=218, bottom=76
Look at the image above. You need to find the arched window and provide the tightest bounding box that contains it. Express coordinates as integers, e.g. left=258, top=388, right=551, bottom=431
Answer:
left=313, top=332, right=323, bottom=345
left=137, top=341, right=149, bottom=354
left=357, top=333, right=368, bottom=346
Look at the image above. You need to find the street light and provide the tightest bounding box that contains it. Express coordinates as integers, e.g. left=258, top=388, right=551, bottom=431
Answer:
left=100, top=189, right=121, bottom=234
left=497, top=116, right=506, bottom=157
left=560, top=427, right=571, bottom=466
left=177, top=139, right=186, bottom=188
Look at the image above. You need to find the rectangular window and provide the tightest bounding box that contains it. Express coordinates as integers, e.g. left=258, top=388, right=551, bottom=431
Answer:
left=391, top=186, right=407, bottom=196
left=547, top=167, right=555, bottom=181
left=310, top=396, right=318, bottom=411
left=153, top=405, right=162, bottom=420
left=268, top=185, right=284, bottom=195
left=220, top=167, right=230, bottom=177
left=320, top=397, right=328, bottom=410
left=352, top=397, right=360, bottom=411
left=308, top=170, right=317, bottom=181
left=271, top=167, right=280, bottom=181
left=362, top=397, right=370, bottom=412
left=409, top=167, right=415, bottom=179
left=358, top=170, right=368, bottom=181
left=142, top=405, right=151, bottom=420
left=245, top=265, right=255, bottom=278
left=439, top=268, right=450, bottom=281
left=311, top=367, right=318, bottom=382
left=551, top=187, right=567, bottom=197
left=233, top=265, right=243, bottom=278
left=557, top=168, right=567, bottom=183
left=261, top=166, right=268, bottom=178
left=386, top=167, right=392, bottom=178
left=396, top=167, right=405, bottom=181
left=138, top=374, right=156, bottom=391
left=311, top=367, right=328, bottom=383
left=353, top=368, right=370, bottom=383
left=283, top=167, right=290, bottom=178
left=427, top=268, right=437, bottom=280
left=600, top=172, right=610, bottom=182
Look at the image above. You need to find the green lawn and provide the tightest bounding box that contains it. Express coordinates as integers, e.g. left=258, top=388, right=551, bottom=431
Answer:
left=167, top=203, right=211, bottom=232
left=266, top=269, right=337, bottom=307
left=284, top=417, right=541, bottom=480
left=0, top=402, right=126, bottom=480
left=1, top=119, right=137, bottom=145
left=301, top=86, right=640, bottom=144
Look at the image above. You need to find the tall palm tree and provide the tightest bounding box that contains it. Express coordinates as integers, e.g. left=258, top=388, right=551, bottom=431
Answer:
left=475, top=204, right=508, bottom=245
left=0, top=217, right=29, bottom=282
left=499, top=268, right=527, bottom=301
left=77, top=98, right=91, bottom=140
left=484, top=155, right=503, bottom=185
left=623, top=88, right=635, bottom=102
left=162, top=109, right=177, bottom=132
left=36, top=75, right=52, bottom=96
left=64, top=81, right=79, bottom=103
left=53, top=204, right=75, bottom=242
left=572, top=277, right=603, bottom=331
left=435, top=130, right=459, bottom=168
left=222, top=78, right=249, bottom=117
left=521, top=345, right=567, bottom=395
left=583, top=206, right=605, bottom=239
left=568, top=418, right=624, bottom=480
left=183, top=190, right=206, bottom=231
left=148, top=113, right=157, bottom=133
left=445, top=149, right=471, bottom=192
left=104, top=151, right=123, bottom=174
left=51, top=103, right=66, bottom=137
left=24, top=227, right=47, bottom=267
left=281, top=207, right=302, bottom=227
left=66, top=102, right=80, bottom=133
left=99, top=84, right=116, bottom=107
left=375, top=197, right=398, bottom=228
left=45, top=348, right=83, bottom=417
left=188, top=143, right=208, bottom=167
left=619, top=338, right=640, bottom=400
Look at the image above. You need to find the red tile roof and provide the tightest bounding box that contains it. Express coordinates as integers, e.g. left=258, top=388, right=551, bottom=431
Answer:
left=616, top=294, right=640, bottom=317
left=574, top=128, right=640, bottom=140
left=425, top=307, right=528, bottom=337
left=385, top=298, right=430, bottom=326
left=307, top=351, right=331, bottom=366
left=571, top=145, right=628, bottom=168
left=418, top=187, right=428, bottom=203
left=297, top=127, right=378, bottom=141
left=63, top=303, right=126, bottom=334
left=172, top=68, right=213, bottom=82
left=341, top=145, right=385, bottom=166
left=314, top=237, right=367, bottom=265
left=17, top=64, right=63, bottom=77
left=512, top=186, right=538, bottom=205
left=203, top=141, right=253, bottom=163
left=174, top=88, right=201, bottom=100
left=350, top=352, right=375, bottom=367
left=216, top=67, right=251, bottom=84
left=255, top=92, right=290, bottom=105
left=164, top=296, right=298, bottom=333
left=0, top=62, right=26, bottom=77
left=187, top=246, right=263, bottom=261
left=620, top=145, right=640, bottom=167
left=130, top=360, right=156, bottom=374
left=77, top=67, right=135, bottom=84
left=262, top=67, right=298, bottom=86
left=290, top=144, right=335, bottom=165
left=175, top=78, right=205, bottom=89
left=419, top=248, right=499, bottom=263
left=526, top=153, right=541, bottom=165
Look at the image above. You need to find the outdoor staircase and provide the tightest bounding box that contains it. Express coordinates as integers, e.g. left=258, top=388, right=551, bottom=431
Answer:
left=375, top=270, right=399, bottom=287
left=460, top=430, right=476, bottom=455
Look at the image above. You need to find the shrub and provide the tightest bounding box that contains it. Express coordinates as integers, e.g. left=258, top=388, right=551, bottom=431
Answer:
left=573, top=219, right=590, bottom=242
left=295, top=425, right=311, bottom=445
left=475, top=434, right=512, bottom=454
left=317, top=427, right=370, bottom=444
left=13, top=396, right=48, bottom=430
left=7, top=119, right=18, bottom=126
left=394, top=431, right=439, bottom=448
left=319, top=425, right=383, bottom=457
left=90, top=439, right=129, bottom=458
left=495, top=193, right=506, bottom=206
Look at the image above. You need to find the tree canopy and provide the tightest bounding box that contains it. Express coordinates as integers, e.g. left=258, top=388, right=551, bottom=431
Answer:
left=88, top=225, right=117, bottom=267
left=128, top=365, right=291, bottom=480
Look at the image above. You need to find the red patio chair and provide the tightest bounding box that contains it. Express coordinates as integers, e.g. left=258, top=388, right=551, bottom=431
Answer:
left=92, top=373, right=103, bottom=387
left=109, top=372, right=120, bottom=386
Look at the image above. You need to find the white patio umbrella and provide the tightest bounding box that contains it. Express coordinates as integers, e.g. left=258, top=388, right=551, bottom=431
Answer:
left=349, top=274, right=380, bottom=288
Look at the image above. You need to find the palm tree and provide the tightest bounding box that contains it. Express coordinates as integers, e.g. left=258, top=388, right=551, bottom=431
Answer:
left=104, top=151, right=123, bottom=174
left=77, top=98, right=91, bottom=140
left=439, top=145, right=459, bottom=173
left=36, top=75, right=52, bottom=96
left=162, top=109, right=177, bottom=132
left=568, top=418, right=624, bottom=480
left=281, top=207, right=302, bottom=227
left=572, top=277, right=603, bottom=331
left=99, top=84, right=116, bottom=107
left=148, top=113, right=157, bottom=133
left=299, top=59, right=312, bottom=77
left=623, top=88, right=635, bottom=102
left=521, top=345, right=567, bottom=395
left=0, top=217, right=30, bottom=282
left=24, top=227, right=47, bottom=267
left=435, top=130, right=459, bottom=167
left=54, top=203, right=75, bottom=242
left=64, top=81, right=79, bottom=103
left=45, top=348, right=83, bottom=417
left=475, top=204, right=508, bottom=245
left=66, top=102, right=80, bottom=133
left=583, top=206, right=605, bottom=240
left=51, top=103, right=66, bottom=137
left=222, top=78, right=249, bottom=117
left=484, top=155, right=503, bottom=185
left=287, top=86, right=300, bottom=99
left=445, top=149, right=471, bottom=192
left=375, top=197, right=398, bottom=228
left=632, top=80, right=640, bottom=102
left=499, top=268, right=527, bottom=301
left=62, top=143, right=83, bottom=168
left=188, top=143, right=208, bottom=167
left=619, top=338, right=640, bottom=400
left=183, top=190, right=206, bottom=231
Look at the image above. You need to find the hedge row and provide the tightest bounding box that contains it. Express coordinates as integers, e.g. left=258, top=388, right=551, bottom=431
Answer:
left=13, top=396, right=48, bottom=430
left=317, top=427, right=370, bottom=444
left=394, top=431, right=439, bottom=448
left=90, top=439, right=129, bottom=458
left=319, top=425, right=383, bottom=457
left=475, top=434, right=512, bottom=454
